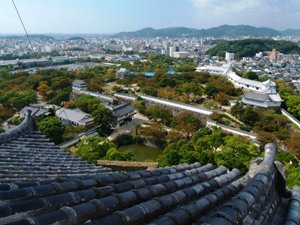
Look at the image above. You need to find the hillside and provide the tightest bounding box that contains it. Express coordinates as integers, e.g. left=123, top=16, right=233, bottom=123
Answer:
left=115, top=25, right=282, bottom=38
left=206, top=39, right=300, bottom=57
left=282, top=29, right=300, bottom=36
left=0, top=34, right=55, bottom=41
left=68, top=36, right=86, bottom=41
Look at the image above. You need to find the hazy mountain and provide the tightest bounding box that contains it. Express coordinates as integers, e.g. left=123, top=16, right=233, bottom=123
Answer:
left=115, top=25, right=284, bottom=38
left=68, top=36, right=86, bottom=41
left=0, top=34, right=55, bottom=41
left=116, top=27, right=198, bottom=38
left=282, top=29, right=300, bottom=36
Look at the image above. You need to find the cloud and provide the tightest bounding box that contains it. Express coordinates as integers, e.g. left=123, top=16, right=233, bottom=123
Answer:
left=189, top=0, right=299, bottom=29
left=191, top=0, right=276, bottom=13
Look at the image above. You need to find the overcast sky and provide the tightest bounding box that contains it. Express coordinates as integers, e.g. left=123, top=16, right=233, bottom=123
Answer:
left=0, top=0, right=299, bottom=34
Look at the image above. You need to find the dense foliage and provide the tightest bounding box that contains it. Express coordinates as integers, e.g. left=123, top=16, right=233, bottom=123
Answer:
left=75, top=136, right=134, bottom=163
left=159, top=127, right=260, bottom=174
left=38, top=116, right=65, bottom=144
left=206, top=39, right=300, bottom=57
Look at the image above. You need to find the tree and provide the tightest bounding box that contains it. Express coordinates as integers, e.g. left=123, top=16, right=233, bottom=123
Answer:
left=215, top=92, right=231, bottom=105
left=140, top=122, right=167, bottom=147
left=215, top=136, right=259, bottom=174
left=133, top=99, right=146, bottom=114
left=157, top=86, right=179, bottom=100
left=287, top=132, right=300, bottom=159
left=105, top=148, right=134, bottom=161
left=285, top=95, right=300, bottom=119
left=74, top=95, right=99, bottom=113
left=51, top=88, right=72, bottom=105
left=230, top=103, right=259, bottom=127
left=242, top=71, right=258, bottom=80
left=92, top=105, right=114, bottom=134
left=166, top=130, right=185, bottom=143
left=209, top=112, right=223, bottom=123
left=75, top=136, right=116, bottom=163
left=37, top=81, right=50, bottom=101
left=254, top=109, right=290, bottom=145
left=160, top=141, right=184, bottom=166
left=174, top=112, right=205, bottom=136
left=203, top=99, right=219, bottom=109
left=88, top=76, right=105, bottom=92
left=204, top=85, right=219, bottom=97
left=38, top=117, right=64, bottom=144
left=145, top=105, right=174, bottom=126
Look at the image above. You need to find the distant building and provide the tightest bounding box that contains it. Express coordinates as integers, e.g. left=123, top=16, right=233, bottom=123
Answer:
left=196, top=63, right=282, bottom=108
left=72, top=80, right=87, bottom=90
left=227, top=71, right=277, bottom=93
left=173, top=51, right=189, bottom=59
left=168, top=46, right=176, bottom=57
left=242, top=92, right=282, bottom=108
left=196, top=64, right=231, bottom=75
left=109, top=103, right=136, bottom=128
left=116, top=68, right=130, bottom=78
left=144, top=71, right=156, bottom=77
left=55, top=108, right=94, bottom=126
left=167, top=69, right=176, bottom=75
left=268, top=49, right=280, bottom=61
left=255, top=52, right=263, bottom=58
left=225, top=52, right=234, bottom=62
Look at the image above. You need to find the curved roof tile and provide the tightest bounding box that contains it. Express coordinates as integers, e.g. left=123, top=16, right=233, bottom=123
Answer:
left=0, top=113, right=299, bottom=225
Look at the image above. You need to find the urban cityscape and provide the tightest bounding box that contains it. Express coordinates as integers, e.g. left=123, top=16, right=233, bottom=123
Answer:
left=0, top=1, right=299, bottom=225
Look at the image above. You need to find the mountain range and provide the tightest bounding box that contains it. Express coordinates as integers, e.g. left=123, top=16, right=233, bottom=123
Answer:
left=115, top=25, right=300, bottom=38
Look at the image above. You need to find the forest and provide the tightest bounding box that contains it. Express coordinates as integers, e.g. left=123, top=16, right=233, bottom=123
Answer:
left=206, top=39, right=300, bottom=57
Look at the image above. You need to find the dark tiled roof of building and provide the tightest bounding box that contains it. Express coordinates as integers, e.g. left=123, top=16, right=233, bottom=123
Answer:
left=243, top=92, right=270, bottom=102
left=0, top=111, right=111, bottom=185
left=111, top=103, right=135, bottom=117
left=0, top=112, right=299, bottom=225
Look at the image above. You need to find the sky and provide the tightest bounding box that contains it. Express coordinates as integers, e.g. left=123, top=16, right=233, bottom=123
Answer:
left=0, top=0, right=300, bottom=34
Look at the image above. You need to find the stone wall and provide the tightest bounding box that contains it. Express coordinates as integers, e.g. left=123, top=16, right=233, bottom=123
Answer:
left=97, top=160, right=159, bottom=171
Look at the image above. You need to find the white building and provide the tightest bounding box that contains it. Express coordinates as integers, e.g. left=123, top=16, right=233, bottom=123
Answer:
left=242, top=92, right=282, bottom=108
left=72, top=80, right=87, bottom=90
left=168, top=46, right=176, bottom=57
left=56, top=108, right=94, bottom=126
left=255, top=52, right=263, bottom=58
left=196, top=63, right=282, bottom=108
left=116, top=68, right=130, bottom=78
left=173, top=51, right=189, bottom=59
left=196, top=64, right=231, bottom=75
left=225, top=52, right=235, bottom=62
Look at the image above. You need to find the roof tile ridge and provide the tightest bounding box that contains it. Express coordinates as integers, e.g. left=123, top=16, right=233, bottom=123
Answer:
left=0, top=110, right=35, bottom=144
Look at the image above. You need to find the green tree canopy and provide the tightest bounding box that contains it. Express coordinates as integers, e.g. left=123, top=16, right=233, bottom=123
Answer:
left=92, top=105, right=115, bottom=135
left=38, top=116, right=65, bottom=144
left=75, top=136, right=115, bottom=163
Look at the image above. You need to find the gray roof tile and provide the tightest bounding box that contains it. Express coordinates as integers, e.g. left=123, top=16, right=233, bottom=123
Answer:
left=0, top=113, right=298, bottom=225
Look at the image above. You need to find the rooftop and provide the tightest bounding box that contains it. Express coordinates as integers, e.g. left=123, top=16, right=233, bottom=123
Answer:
left=0, top=112, right=299, bottom=225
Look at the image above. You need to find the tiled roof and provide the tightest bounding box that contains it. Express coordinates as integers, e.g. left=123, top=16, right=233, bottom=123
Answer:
left=55, top=108, right=94, bottom=125
left=0, top=111, right=110, bottom=185
left=0, top=112, right=299, bottom=225
left=243, top=92, right=270, bottom=102
left=111, top=103, right=135, bottom=117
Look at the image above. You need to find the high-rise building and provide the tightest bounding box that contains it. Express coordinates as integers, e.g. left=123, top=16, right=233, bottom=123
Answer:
left=225, top=52, right=235, bottom=62
left=168, top=46, right=176, bottom=57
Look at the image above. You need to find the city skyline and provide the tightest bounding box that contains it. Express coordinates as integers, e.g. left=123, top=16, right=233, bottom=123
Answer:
left=0, top=0, right=300, bottom=34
